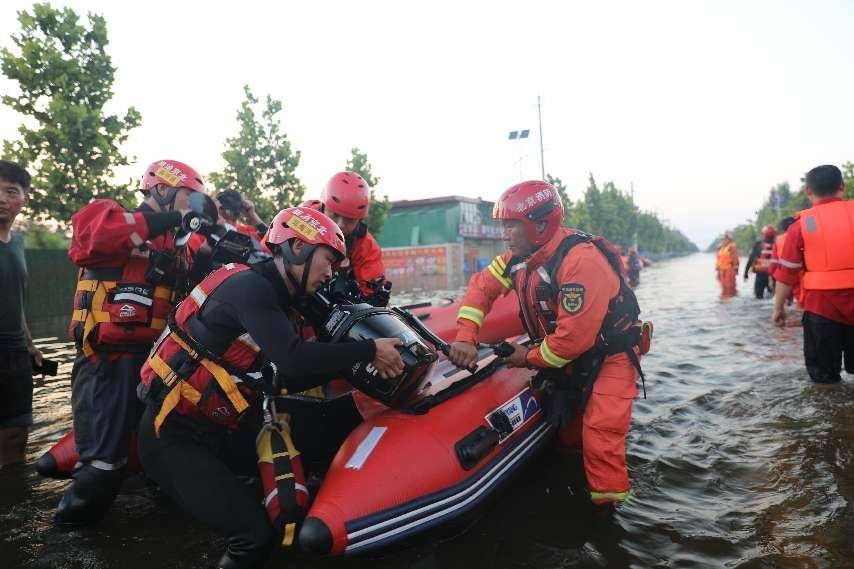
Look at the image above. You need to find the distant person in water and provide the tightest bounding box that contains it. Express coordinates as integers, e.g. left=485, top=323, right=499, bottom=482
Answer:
left=744, top=225, right=776, bottom=299
left=627, top=247, right=643, bottom=288
left=769, top=217, right=799, bottom=307
left=774, top=164, right=854, bottom=383
left=716, top=232, right=739, bottom=296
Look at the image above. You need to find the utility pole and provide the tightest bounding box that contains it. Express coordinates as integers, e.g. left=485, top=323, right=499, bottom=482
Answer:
left=537, top=95, right=545, bottom=180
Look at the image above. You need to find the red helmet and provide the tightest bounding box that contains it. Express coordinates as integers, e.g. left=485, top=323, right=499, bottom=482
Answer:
left=321, top=172, right=370, bottom=220
left=761, top=224, right=777, bottom=239
left=141, top=160, right=206, bottom=193
left=493, top=180, right=564, bottom=247
left=628, top=247, right=637, bottom=254
left=264, top=206, right=346, bottom=263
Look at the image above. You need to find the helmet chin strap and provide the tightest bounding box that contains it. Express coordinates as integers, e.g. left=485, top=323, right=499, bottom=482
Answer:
left=283, top=245, right=317, bottom=299
left=151, top=185, right=178, bottom=211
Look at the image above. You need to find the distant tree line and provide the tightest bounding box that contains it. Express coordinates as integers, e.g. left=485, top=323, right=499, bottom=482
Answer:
left=547, top=174, right=697, bottom=255
left=708, top=163, right=854, bottom=254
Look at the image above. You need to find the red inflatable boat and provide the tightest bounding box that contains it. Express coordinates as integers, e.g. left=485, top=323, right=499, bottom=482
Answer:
left=298, top=344, right=550, bottom=556
left=409, top=291, right=523, bottom=344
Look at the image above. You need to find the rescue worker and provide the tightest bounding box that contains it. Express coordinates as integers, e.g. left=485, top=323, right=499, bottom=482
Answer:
left=743, top=224, right=776, bottom=299
left=303, top=172, right=389, bottom=305
left=773, top=164, right=854, bottom=383
left=448, top=180, right=646, bottom=512
left=56, top=160, right=215, bottom=526
left=136, top=206, right=404, bottom=569
left=770, top=216, right=799, bottom=306
left=627, top=247, right=643, bottom=288
left=217, top=189, right=268, bottom=241
left=716, top=232, right=740, bottom=296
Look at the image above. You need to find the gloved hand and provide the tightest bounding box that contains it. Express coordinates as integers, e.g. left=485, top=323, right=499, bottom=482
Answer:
left=181, top=210, right=213, bottom=234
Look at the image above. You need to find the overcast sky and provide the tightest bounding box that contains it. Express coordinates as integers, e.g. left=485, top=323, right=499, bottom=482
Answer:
left=1, top=0, right=852, bottom=248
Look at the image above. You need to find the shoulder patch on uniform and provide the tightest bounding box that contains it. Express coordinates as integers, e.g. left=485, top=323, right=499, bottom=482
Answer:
left=560, top=283, right=585, bottom=314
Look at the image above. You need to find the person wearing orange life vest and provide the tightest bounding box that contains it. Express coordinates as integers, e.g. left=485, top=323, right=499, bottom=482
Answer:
left=136, top=207, right=404, bottom=569
left=302, top=171, right=389, bottom=306
left=716, top=232, right=740, bottom=296
left=769, top=216, right=799, bottom=306
left=55, top=159, right=216, bottom=527
left=448, top=180, right=647, bottom=512
left=743, top=224, right=776, bottom=299
left=774, top=165, right=854, bottom=383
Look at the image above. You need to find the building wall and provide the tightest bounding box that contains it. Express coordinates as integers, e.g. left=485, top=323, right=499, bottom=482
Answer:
left=378, top=202, right=461, bottom=248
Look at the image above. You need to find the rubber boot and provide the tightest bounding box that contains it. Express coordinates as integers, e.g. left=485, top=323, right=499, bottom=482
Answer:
left=54, top=464, right=125, bottom=527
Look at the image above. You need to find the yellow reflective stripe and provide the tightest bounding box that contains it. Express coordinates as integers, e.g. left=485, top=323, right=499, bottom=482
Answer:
left=282, top=522, right=296, bottom=547
left=151, top=318, right=167, bottom=331
left=71, top=309, right=87, bottom=322
left=487, top=263, right=512, bottom=289
left=457, top=305, right=485, bottom=326
left=275, top=473, right=295, bottom=481
left=153, top=381, right=201, bottom=436
left=169, top=332, right=249, bottom=414
left=492, top=255, right=507, bottom=270
left=590, top=490, right=632, bottom=503
left=540, top=338, right=571, bottom=368
left=154, top=285, right=174, bottom=301
left=148, top=354, right=179, bottom=387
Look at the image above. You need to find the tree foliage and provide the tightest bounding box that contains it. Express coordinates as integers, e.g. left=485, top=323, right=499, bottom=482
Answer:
left=546, top=173, right=571, bottom=218
left=346, top=147, right=390, bottom=236
left=1, top=3, right=142, bottom=223
left=710, top=161, right=854, bottom=253
left=209, top=85, right=304, bottom=221
left=561, top=173, right=696, bottom=255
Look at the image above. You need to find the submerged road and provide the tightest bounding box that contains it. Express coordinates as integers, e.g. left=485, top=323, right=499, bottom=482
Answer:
left=1, top=252, right=852, bottom=568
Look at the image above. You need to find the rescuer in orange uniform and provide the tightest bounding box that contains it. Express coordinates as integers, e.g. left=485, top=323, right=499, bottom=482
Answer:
left=303, top=172, right=389, bottom=305
left=217, top=189, right=268, bottom=242
left=716, top=232, right=740, bottom=296
left=744, top=224, right=776, bottom=299
left=769, top=216, right=799, bottom=306
left=448, top=180, right=647, bottom=511
left=773, top=165, right=854, bottom=383
left=56, top=160, right=215, bottom=527
left=137, top=207, right=404, bottom=569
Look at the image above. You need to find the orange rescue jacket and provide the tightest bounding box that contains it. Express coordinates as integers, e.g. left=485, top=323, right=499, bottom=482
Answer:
left=799, top=200, right=854, bottom=290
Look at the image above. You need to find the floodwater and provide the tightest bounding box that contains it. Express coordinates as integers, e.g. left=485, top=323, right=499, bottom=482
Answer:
left=2, top=252, right=853, bottom=568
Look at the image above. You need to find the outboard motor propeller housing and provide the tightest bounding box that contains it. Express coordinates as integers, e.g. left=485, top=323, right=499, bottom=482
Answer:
left=318, top=303, right=438, bottom=407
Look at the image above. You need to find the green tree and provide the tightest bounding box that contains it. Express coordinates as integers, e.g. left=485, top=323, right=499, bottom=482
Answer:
left=1, top=3, right=142, bottom=223
left=209, top=85, right=304, bottom=221
left=346, top=147, right=390, bottom=236
left=22, top=221, right=69, bottom=249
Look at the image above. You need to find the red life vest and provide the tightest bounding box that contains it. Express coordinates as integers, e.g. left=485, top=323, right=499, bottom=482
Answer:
left=752, top=241, right=774, bottom=273
left=800, top=200, right=854, bottom=290
left=69, top=231, right=180, bottom=358
left=140, top=263, right=263, bottom=434
left=507, top=232, right=641, bottom=346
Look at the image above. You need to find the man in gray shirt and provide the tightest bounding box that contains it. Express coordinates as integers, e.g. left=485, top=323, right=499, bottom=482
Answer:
left=0, top=160, right=43, bottom=468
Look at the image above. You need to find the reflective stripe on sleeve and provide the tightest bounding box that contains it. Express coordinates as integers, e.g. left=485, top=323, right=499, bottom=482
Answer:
left=457, top=305, right=485, bottom=327
left=539, top=338, right=571, bottom=368
left=486, top=256, right=512, bottom=288
left=778, top=258, right=803, bottom=269
left=590, top=490, right=632, bottom=504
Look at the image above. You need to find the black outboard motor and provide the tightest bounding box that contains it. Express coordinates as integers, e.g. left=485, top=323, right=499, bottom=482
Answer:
left=306, top=290, right=438, bottom=408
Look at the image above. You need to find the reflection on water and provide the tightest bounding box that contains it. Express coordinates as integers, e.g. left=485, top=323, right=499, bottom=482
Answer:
left=2, top=253, right=853, bottom=568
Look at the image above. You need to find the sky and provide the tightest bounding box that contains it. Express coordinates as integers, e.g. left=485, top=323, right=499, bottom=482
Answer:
left=1, top=0, right=852, bottom=248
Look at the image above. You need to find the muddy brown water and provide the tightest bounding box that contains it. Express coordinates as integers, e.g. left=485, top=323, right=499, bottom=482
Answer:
left=2, top=253, right=852, bottom=568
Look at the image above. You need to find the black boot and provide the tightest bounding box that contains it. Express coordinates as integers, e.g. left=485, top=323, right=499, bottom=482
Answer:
left=54, top=464, right=124, bottom=527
